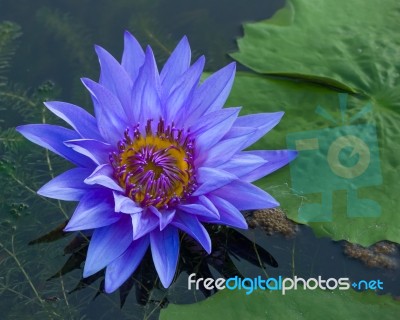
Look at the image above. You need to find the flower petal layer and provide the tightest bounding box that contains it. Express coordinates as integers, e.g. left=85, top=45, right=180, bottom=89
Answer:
left=121, top=31, right=145, bottom=82
left=105, top=236, right=149, bottom=293
left=65, top=190, right=121, bottom=231
left=150, top=226, right=179, bottom=288
left=83, top=215, right=133, bottom=277
left=212, top=180, right=279, bottom=210
left=44, top=101, right=102, bottom=140
left=16, top=124, right=94, bottom=167
left=38, top=168, right=93, bottom=201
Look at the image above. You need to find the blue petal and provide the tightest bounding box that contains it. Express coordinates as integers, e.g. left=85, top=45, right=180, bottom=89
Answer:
left=131, top=209, right=159, bottom=240
left=190, top=107, right=241, bottom=153
left=83, top=215, right=133, bottom=277
left=16, top=124, right=94, bottom=168
left=65, top=189, right=121, bottom=231
left=121, top=31, right=145, bottom=82
left=242, top=150, right=298, bottom=182
left=197, top=195, right=219, bottom=217
left=150, top=225, right=179, bottom=288
left=197, top=128, right=256, bottom=167
left=160, top=36, right=191, bottom=95
left=178, top=202, right=219, bottom=219
left=95, top=45, right=133, bottom=114
left=64, top=139, right=113, bottom=165
left=113, top=192, right=143, bottom=214
left=217, top=153, right=267, bottom=178
left=130, top=46, right=162, bottom=125
left=81, top=78, right=128, bottom=144
left=172, top=211, right=211, bottom=254
left=149, top=206, right=176, bottom=231
left=165, top=56, right=205, bottom=124
left=84, top=164, right=124, bottom=192
left=187, top=62, right=236, bottom=120
left=44, top=101, right=102, bottom=140
left=228, top=112, right=284, bottom=149
left=212, top=180, right=279, bottom=210
left=200, top=194, right=248, bottom=229
left=38, top=168, right=93, bottom=201
left=192, top=167, right=237, bottom=196
left=105, top=235, right=149, bottom=293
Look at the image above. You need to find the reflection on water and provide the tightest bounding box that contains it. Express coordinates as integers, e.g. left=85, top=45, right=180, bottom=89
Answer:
left=0, top=0, right=398, bottom=319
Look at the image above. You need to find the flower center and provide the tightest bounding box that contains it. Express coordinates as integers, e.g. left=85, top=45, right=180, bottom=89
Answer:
left=110, top=119, right=196, bottom=209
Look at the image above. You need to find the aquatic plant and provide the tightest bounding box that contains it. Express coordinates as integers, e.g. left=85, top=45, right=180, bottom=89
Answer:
left=17, top=32, right=296, bottom=292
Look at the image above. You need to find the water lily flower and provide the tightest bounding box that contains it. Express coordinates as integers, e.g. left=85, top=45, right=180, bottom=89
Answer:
left=17, top=32, right=297, bottom=292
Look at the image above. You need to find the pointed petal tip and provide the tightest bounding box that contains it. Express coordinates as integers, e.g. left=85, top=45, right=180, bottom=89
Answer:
left=145, top=45, right=154, bottom=55
left=14, top=125, right=24, bottom=134
left=124, top=29, right=132, bottom=37
left=276, top=110, right=285, bottom=119
left=180, top=35, right=189, bottom=43
left=228, top=61, right=236, bottom=69
left=197, top=55, right=206, bottom=66
left=83, top=259, right=99, bottom=278
left=80, top=77, right=92, bottom=89
left=63, top=223, right=80, bottom=232
left=94, top=45, right=108, bottom=60
left=104, top=282, right=117, bottom=294
left=290, top=149, right=299, bottom=158
left=94, top=44, right=102, bottom=52
left=233, top=220, right=249, bottom=230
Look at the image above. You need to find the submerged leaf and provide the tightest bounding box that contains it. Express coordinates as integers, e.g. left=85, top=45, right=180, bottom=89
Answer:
left=160, top=287, right=400, bottom=320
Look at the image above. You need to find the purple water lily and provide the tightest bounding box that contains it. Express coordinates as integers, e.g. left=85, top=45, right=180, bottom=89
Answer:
left=17, top=32, right=297, bottom=292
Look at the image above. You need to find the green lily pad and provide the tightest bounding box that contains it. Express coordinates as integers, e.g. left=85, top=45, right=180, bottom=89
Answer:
left=227, top=0, right=400, bottom=246
left=160, top=287, right=400, bottom=320
left=225, top=72, right=400, bottom=246
left=231, top=0, right=400, bottom=98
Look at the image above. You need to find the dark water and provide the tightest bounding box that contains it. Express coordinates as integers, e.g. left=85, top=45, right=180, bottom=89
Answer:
left=0, top=0, right=399, bottom=319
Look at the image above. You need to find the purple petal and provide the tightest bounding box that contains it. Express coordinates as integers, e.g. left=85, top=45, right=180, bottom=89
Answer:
left=160, top=36, right=191, bottom=94
left=121, top=31, right=145, bottom=82
left=150, top=225, right=179, bottom=288
left=242, top=150, right=298, bottom=182
left=83, top=215, right=133, bottom=277
left=222, top=126, right=258, bottom=139
left=187, top=62, right=236, bottom=120
left=131, top=209, right=159, bottom=240
left=192, top=167, right=237, bottom=196
left=149, top=206, right=176, bottom=231
left=105, top=235, right=149, bottom=293
left=229, top=112, right=284, bottom=149
left=165, top=56, right=205, bottom=124
left=65, top=189, right=121, bottom=231
left=190, top=107, right=241, bottom=153
left=212, top=180, right=279, bottom=210
left=84, top=164, right=123, bottom=191
left=95, top=45, right=133, bottom=113
left=81, top=78, right=128, bottom=144
left=217, top=153, right=267, bottom=178
left=200, top=194, right=248, bottom=229
left=38, top=168, right=93, bottom=201
left=172, top=212, right=211, bottom=253
left=64, top=139, right=113, bottom=165
left=16, top=124, right=94, bottom=168
left=197, top=195, right=219, bottom=217
left=197, top=128, right=256, bottom=167
left=44, top=101, right=102, bottom=140
left=130, top=46, right=162, bottom=124
left=178, top=202, right=219, bottom=219
left=113, top=192, right=143, bottom=214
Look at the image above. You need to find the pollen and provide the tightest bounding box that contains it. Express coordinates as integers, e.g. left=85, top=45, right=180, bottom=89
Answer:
left=110, top=119, right=197, bottom=209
